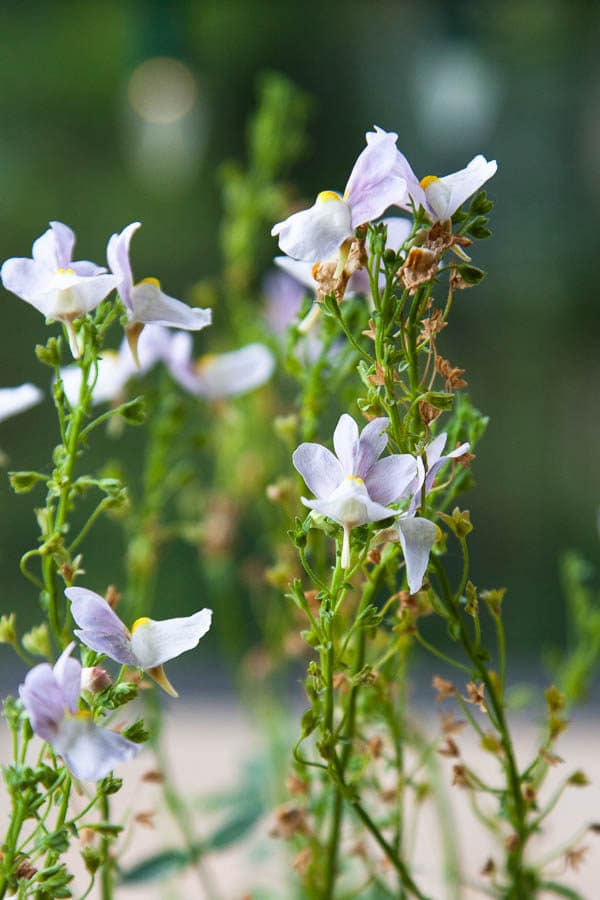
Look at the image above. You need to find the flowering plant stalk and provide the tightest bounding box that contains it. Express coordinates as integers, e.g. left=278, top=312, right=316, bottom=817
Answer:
left=0, top=223, right=219, bottom=899
left=269, top=127, right=597, bottom=899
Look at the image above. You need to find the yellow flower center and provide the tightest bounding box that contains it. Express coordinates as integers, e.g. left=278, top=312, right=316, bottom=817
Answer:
left=56, top=267, right=76, bottom=275
left=65, top=709, right=92, bottom=721
left=419, top=175, right=440, bottom=190
left=195, top=354, right=216, bottom=374
left=139, top=276, right=161, bottom=288
left=346, top=475, right=364, bottom=484
left=131, top=616, right=151, bottom=633
left=317, top=190, right=342, bottom=203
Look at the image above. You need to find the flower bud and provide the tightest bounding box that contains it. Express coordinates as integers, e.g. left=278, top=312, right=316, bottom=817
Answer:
left=0, top=613, right=16, bottom=645
left=81, top=666, right=112, bottom=693
left=22, top=623, right=51, bottom=658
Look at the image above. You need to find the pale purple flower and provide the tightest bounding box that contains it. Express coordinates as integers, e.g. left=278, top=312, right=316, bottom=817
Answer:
left=107, top=222, right=211, bottom=362
left=1, top=222, right=118, bottom=358
left=0, top=383, right=43, bottom=423
left=396, top=154, right=497, bottom=222
left=66, top=587, right=212, bottom=697
left=19, top=643, right=139, bottom=781
left=164, top=332, right=275, bottom=399
left=393, top=433, right=470, bottom=593
left=272, top=128, right=408, bottom=263
left=293, top=414, right=417, bottom=567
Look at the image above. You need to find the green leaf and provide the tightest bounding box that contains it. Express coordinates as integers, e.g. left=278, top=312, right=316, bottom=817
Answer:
left=204, top=803, right=260, bottom=850
left=538, top=883, right=586, bottom=899
left=456, top=263, right=486, bottom=285
left=419, top=391, right=455, bottom=411
left=119, top=848, right=189, bottom=884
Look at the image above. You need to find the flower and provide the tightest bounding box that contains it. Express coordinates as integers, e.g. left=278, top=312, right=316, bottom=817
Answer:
left=271, top=217, right=413, bottom=333
left=1, top=222, right=118, bottom=358
left=396, top=154, right=497, bottom=222
left=164, top=332, right=275, bottom=399
left=107, top=222, right=212, bottom=363
left=66, top=586, right=212, bottom=697
left=0, top=383, right=43, bottom=424
left=19, top=643, right=139, bottom=781
left=293, top=414, right=417, bottom=567
left=392, top=432, right=470, bottom=594
left=272, top=128, right=408, bottom=263
left=274, top=217, right=412, bottom=300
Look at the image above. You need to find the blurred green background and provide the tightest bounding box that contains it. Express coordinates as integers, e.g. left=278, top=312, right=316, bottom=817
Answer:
left=1, top=0, right=599, bottom=658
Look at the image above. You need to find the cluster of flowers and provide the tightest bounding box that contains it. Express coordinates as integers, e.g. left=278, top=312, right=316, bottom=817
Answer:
left=294, top=414, right=468, bottom=584
left=270, top=126, right=489, bottom=584
left=20, top=590, right=212, bottom=780
left=268, top=125, right=496, bottom=324
left=2, top=125, right=492, bottom=787
left=0, top=221, right=274, bottom=416
left=0, top=221, right=275, bottom=783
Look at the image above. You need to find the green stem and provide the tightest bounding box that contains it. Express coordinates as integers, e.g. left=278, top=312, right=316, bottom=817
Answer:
left=99, top=794, right=113, bottom=899
left=431, top=555, right=529, bottom=893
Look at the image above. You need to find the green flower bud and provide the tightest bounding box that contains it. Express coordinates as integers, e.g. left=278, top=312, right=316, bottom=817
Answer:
left=8, top=471, right=46, bottom=494
left=22, top=623, right=51, bottom=658
left=35, top=336, right=62, bottom=367
left=120, top=396, right=146, bottom=426
left=0, top=613, right=17, bottom=645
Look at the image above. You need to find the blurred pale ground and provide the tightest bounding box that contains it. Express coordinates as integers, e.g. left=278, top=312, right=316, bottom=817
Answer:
left=1, top=702, right=598, bottom=898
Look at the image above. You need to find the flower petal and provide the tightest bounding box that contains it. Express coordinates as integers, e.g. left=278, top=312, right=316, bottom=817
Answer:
left=56, top=273, right=118, bottom=315
left=344, top=127, right=408, bottom=228
left=53, top=717, right=139, bottom=781
left=32, top=222, right=75, bottom=269
left=397, top=515, right=438, bottom=594
left=264, top=264, right=308, bottom=332
left=49, top=221, right=76, bottom=268
left=0, top=383, right=43, bottom=424
left=71, top=260, right=108, bottom=277
left=303, top=477, right=393, bottom=528
left=355, top=416, right=389, bottom=477
left=66, top=587, right=137, bottom=666
left=53, top=643, right=81, bottom=715
left=187, top=344, right=274, bottom=399
left=106, top=221, right=141, bottom=310
left=365, top=454, right=418, bottom=505
left=333, top=414, right=359, bottom=476
left=384, top=216, right=413, bottom=251
left=425, top=436, right=470, bottom=493
left=19, top=663, right=65, bottom=742
left=1, top=258, right=54, bottom=313
left=272, top=195, right=353, bottom=262
left=427, top=156, right=497, bottom=221
left=130, top=608, right=212, bottom=669
left=293, top=443, right=343, bottom=498
left=129, top=280, right=212, bottom=330
left=425, top=433, right=448, bottom=468
left=272, top=256, right=316, bottom=292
